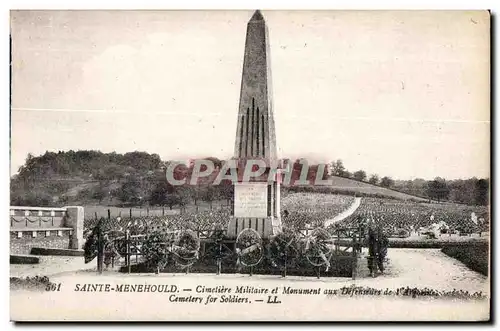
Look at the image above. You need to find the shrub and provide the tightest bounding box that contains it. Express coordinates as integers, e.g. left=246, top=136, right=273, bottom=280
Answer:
left=10, top=276, right=55, bottom=291
left=141, top=230, right=176, bottom=273
left=442, top=242, right=489, bottom=276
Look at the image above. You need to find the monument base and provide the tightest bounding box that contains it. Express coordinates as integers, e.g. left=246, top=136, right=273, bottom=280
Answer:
left=228, top=179, right=282, bottom=239
left=226, top=216, right=282, bottom=239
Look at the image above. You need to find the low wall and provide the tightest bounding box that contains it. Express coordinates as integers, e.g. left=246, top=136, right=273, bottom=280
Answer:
left=10, top=206, right=84, bottom=255
left=10, top=229, right=72, bottom=255
left=30, top=247, right=84, bottom=256
left=10, top=255, right=40, bottom=264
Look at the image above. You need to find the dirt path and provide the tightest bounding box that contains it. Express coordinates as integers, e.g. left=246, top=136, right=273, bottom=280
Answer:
left=324, top=197, right=362, bottom=227
left=356, top=248, right=489, bottom=294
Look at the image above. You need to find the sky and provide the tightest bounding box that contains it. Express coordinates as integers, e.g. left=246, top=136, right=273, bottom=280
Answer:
left=10, top=10, right=490, bottom=180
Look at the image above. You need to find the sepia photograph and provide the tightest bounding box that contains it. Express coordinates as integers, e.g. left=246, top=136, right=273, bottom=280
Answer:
left=8, top=9, right=490, bottom=321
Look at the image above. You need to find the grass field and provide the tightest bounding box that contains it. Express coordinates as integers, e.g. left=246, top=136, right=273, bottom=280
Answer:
left=328, top=176, right=429, bottom=201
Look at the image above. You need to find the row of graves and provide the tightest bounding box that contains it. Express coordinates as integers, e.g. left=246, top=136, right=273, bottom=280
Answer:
left=336, top=198, right=489, bottom=240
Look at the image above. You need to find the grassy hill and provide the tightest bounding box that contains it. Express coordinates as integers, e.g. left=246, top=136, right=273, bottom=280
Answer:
left=327, top=176, right=429, bottom=201
left=282, top=175, right=429, bottom=202
left=10, top=150, right=165, bottom=207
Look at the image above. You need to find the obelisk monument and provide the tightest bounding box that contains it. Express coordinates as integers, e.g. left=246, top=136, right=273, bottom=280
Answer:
left=227, top=10, right=282, bottom=239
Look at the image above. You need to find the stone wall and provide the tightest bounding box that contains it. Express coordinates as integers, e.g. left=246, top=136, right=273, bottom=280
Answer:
left=10, top=206, right=84, bottom=255
left=10, top=229, right=72, bottom=255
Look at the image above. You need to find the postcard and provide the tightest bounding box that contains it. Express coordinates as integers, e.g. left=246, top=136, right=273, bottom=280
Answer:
left=9, top=9, right=490, bottom=321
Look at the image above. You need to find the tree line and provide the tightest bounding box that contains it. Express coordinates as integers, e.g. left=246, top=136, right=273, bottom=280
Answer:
left=9, top=151, right=489, bottom=207
left=327, top=159, right=489, bottom=205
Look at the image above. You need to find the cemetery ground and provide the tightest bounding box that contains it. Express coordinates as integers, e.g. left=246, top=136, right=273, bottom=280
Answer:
left=10, top=192, right=490, bottom=320
left=10, top=247, right=490, bottom=321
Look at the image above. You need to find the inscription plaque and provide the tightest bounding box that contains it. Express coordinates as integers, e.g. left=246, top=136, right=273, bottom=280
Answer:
left=234, top=183, right=268, bottom=218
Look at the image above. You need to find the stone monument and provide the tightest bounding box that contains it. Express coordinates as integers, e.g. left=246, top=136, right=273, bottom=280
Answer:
left=227, top=10, right=282, bottom=239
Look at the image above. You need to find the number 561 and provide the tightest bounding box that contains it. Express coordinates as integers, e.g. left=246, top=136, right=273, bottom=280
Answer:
left=45, top=283, right=61, bottom=291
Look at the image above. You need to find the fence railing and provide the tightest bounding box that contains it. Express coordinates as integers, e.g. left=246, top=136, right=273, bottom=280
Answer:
left=86, top=217, right=368, bottom=279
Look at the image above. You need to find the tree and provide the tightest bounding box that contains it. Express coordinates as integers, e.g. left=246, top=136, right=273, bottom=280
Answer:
left=426, top=178, right=450, bottom=202
left=149, top=181, right=171, bottom=206
left=117, top=175, right=143, bottom=205
left=368, top=174, right=380, bottom=185
left=97, top=164, right=123, bottom=180
left=448, top=179, right=475, bottom=204
left=11, top=190, right=52, bottom=207
left=201, top=185, right=217, bottom=210
left=380, top=176, right=394, bottom=188
left=176, top=186, right=192, bottom=209
left=353, top=170, right=367, bottom=182
left=91, top=184, right=109, bottom=204
left=330, top=159, right=346, bottom=177
left=218, top=181, right=234, bottom=205
left=164, top=194, right=180, bottom=210
left=151, top=181, right=194, bottom=210
left=475, top=178, right=489, bottom=206
left=186, top=185, right=202, bottom=206
left=76, top=188, right=92, bottom=202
